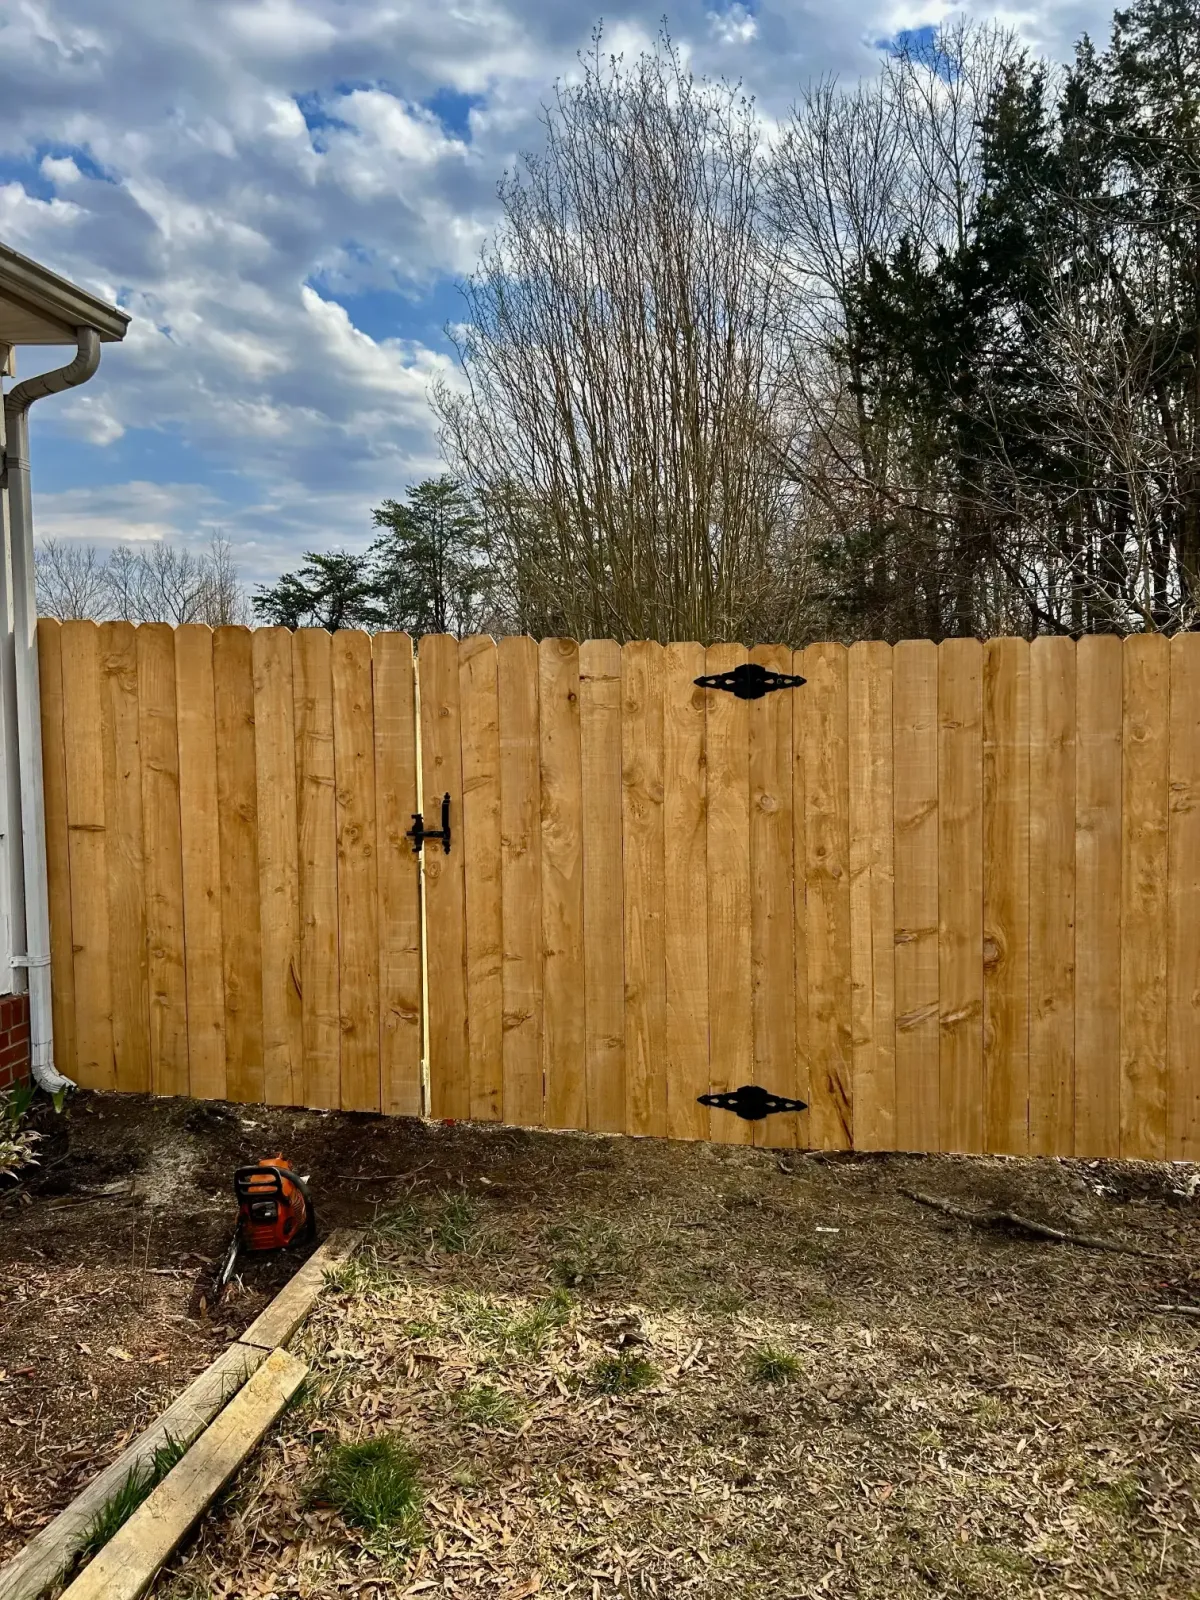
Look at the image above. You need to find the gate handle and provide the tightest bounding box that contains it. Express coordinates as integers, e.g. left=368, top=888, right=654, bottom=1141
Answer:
left=407, top=792, right=451, bottom=855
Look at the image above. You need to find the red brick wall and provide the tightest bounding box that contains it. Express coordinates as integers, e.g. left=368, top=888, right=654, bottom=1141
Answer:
left=0, top=993, right=31, bottom=1094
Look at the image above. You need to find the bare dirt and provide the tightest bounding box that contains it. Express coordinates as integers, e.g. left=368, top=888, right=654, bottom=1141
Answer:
left=2, top=1093, right=1199, bottom=1598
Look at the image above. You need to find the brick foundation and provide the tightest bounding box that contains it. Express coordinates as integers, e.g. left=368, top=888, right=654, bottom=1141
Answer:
left=0, top=992, right=31, bottom=1094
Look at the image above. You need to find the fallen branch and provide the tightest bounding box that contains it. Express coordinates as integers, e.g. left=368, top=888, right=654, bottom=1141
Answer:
left=1152, top=1303, right=1200, bottom=1316
left=900, top=1189, right=1170, bottom=1260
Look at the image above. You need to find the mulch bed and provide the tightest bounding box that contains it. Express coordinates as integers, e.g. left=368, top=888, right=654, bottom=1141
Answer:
left=2, top=1093, right=1199, bottom=1598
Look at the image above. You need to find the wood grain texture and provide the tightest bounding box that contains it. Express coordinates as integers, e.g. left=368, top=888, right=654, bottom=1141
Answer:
left=213, top=627, right=264, bottom=1105
left=982, top=637, right=1029, bottom=1156
left=137, top=623, right=188, bottom=1097
left=61, top=622, right=114, bottom=1091
left=938, top=638, right=984, bottom=1154
left=498, top=636, right=542, bottom=1127
left=622, top=641, right=667, bottom=1139
left=663, top=643, right=709, bottom=1143
left=791, top=647, right=810, bottom=1149
left=892, top=641, right=939, bottom=1152
left=1029, top=637, right=1075, bottom=1156
left=252, top=628, right=302, bottom=1107
left=59, top=1349, right=308, bottom=1600
left=175, top=626, right=226, bottom=1101
left=539, top=638, right=586, bottom=1130
left=804, top=642, right=852, bottom=1151
left=292, top=630, right=339, bottom=1110
left=99, top=622, right=150, bottom=1095
left=579, top=639, right=626, bottom=1134
left=1074, top=634, right=1123, bottom=1158
left=1120, top=633, right=1169, bottom=1160
left=848, top=641, right=895, bottom=1152
left=1168, top=633, right=1200, bottom=1160
left=420, top=633, right=469, bottom=1120
left=37, top=620, right=77, bottom=1082
left=333, top=629, right=380, bottom=1112
left=704, top=644, right=752, bottom=1146
left=749, top=644, right=797, bottom=1150
left=372, top=633, right=422, bottom=1118
left=459, top=636, right=503, bottom=1121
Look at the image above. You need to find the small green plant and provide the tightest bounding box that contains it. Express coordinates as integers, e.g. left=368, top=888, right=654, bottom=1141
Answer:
left=547, top=1219, right=628, bottom=1290
left=748, top=1346, right=800, bottom=1385
left=0, top=1085, right=41, bottom=1180
left=508, top=1287, right=573, bottom=1352
left=435, top=1192, right=478, bottom=1254
left=308, top=1436, right=422, bottom=1541
left=375, top=1200, right=423, bottom=1242
left=455, top=1383, right=521, bottom=1428
left=79, top=1434, right=188, bottom=1561
left=589, top=1352, right=658, bottom=1394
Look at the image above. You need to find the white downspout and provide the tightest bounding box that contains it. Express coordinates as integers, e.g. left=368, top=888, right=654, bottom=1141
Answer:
left=2, top=327, right=101, bottom=1094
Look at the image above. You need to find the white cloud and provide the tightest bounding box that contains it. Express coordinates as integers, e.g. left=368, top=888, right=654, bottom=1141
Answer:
left=0, top=0, right=1119, bottom=573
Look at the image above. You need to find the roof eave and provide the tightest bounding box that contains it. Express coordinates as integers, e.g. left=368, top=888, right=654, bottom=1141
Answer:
left=0, top=240, right=130, bottom=345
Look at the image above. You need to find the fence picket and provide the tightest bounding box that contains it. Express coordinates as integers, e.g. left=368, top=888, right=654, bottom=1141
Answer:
left=540, top=639, right=586, bottom=1130
left=498, top=636, right=542, bottom=1126
left=622, top=641, right=667, bottom=1139
left=460, top=635, right=503, bottom=1122
left=1120, top=634, right=1169, bottom=1160
left=704, top=643, right=752, bottom=1147
left=176, top=625, right=226, bottom=1102
left=1075, top=635, right=1123, bottom=1157
left=580, top=640, right=626, bottom=1134
left=663, top=643, right=709, bottom=1142
left=333, top=629, right=380, bottom=1113
left=982, top=637, right=1029, bottom=1155
left=252, top=628, right=302, bottom=1107
left=293, top=630, right=339, bottom=1110
left=372, top=633, right=421, bottom=1118
left=749, top=644, right=797, bottom=1150
left=61, top=622, right=114, bottom=1091
left=1168, top=633, right=1200, bottom=1160
left=421, top=634, right=469, bottom=1120
left=1029, top=637, right=1075, bottom=1155
left=213, top=626, right=264, bottom=1105
left=849, top=642, right=895, bottom=1152
left=100, top=621, right=150, bottom=1095
left=938, top=638, right=984, bottom=1154
left=138, top=623, right=188, bottom=1097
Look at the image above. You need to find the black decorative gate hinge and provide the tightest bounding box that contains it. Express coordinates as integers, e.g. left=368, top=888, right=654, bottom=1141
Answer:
left=694, top=662, right=806, bottom=700
left=407, top=792, right=452, bottom=855
left=698, top=1084, right=809, bottom=1121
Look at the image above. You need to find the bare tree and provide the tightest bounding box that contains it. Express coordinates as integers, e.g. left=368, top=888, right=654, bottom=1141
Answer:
left=34, top=539, right=110, bottom=621
left=438, top=34, right=812, bottom=644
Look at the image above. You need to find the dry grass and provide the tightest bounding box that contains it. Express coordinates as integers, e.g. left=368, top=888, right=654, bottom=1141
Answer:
left=157, top=1133, right=1200, bottom=1599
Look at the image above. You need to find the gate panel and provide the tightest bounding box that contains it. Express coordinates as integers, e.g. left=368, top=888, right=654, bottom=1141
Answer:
left=621, top=641, right=667, bottom=1138
left=460, top=635, right=503, bottom=1122
left=497, top=635, right=543, bottom=1126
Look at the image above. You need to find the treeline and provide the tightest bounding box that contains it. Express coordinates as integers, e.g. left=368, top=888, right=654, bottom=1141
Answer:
left=100, top=1, right=1200, bottom=646
left=35, top=535, right=247, bottom=626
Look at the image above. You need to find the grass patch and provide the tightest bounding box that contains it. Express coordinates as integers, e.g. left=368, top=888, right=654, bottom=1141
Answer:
left=1082, top=1474, right=1142, bottom=1521
left=589, top=1352, right=658, bottom=1394
left=455, top=1383, right=521, bottom=1429
left=374, top=1201, right=423, bottom=1242
left=453, top=1288, right=573, bottom=1355
left=308, top=1436, right=423, bottom=1543
left=546, top=1219, right=628, bottom=1291
left=79, top=1434, right=189, bottom=1562
left=435, top=1193, right=479, bottom=1254
left=748, top=1346, right=800, bottom=1385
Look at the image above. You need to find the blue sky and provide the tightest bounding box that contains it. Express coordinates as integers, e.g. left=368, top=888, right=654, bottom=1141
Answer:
left=1, top=0, right=1111, bottom=585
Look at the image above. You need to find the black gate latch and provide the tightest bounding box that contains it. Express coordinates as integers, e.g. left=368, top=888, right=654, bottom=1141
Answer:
left=407, top=792, right=451, bottom=855
left=698, top=1084, right=808, bottom=1120
left=693, top=662, right=806, bottom=699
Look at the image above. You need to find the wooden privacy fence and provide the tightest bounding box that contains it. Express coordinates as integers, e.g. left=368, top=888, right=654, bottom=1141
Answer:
left=37, top=621, right=1200, bottom=1161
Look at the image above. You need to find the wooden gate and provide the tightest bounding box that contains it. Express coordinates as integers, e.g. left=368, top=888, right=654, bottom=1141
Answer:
left=37, top=620, right=1200, bottom=1161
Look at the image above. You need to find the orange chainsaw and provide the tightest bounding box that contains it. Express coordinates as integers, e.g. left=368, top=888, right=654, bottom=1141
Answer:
left=214, top=1157, right=316, bottom=1299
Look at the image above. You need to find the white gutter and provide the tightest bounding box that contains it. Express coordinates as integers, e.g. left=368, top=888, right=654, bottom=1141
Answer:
left=2, top=327, right=101, bottom=1094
